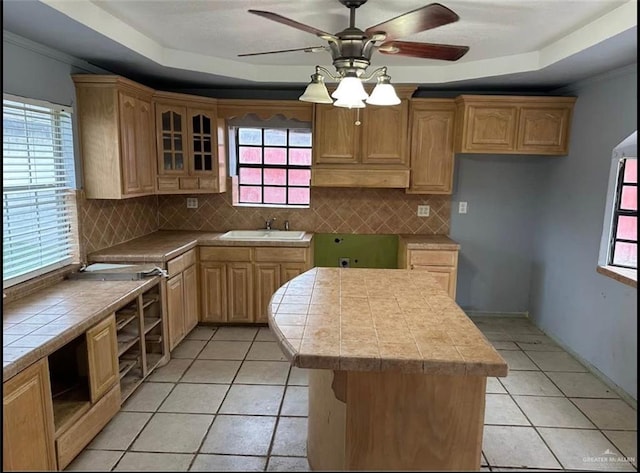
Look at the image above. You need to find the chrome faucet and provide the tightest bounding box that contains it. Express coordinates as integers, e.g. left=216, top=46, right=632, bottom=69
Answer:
left=265, top=217, right=276, bottom=230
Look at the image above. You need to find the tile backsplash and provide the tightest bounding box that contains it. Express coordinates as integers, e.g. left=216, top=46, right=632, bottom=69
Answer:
left=78, top=188, right=450, bottom=260
left=157, top=188, right=450, bottom=235
left=79, top=191, right=159, bottom=258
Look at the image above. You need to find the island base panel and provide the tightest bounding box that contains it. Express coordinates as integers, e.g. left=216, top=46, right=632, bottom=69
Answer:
left=308, top=369, right=486, bottom=471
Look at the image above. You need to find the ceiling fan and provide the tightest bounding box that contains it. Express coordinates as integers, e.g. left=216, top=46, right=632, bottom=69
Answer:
left=239, top=0, right=469, bottom=107
left=239, top=1, right=468, bottom=65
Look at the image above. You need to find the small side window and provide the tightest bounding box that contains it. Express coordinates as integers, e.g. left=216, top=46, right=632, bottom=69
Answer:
left=608, top=158, right=637, bottom=269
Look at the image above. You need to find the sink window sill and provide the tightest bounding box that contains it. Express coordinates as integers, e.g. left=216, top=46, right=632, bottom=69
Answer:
left=596, top=265, right=637, bottom=288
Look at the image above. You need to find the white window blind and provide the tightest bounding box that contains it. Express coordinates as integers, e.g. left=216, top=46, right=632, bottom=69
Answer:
left=3, top=94, right=77, bottom=288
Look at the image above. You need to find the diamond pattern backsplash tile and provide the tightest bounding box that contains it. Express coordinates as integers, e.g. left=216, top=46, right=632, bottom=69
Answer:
left=158, top=188, right=450, bottom=235
left=79, top=191, right=159, bottom=258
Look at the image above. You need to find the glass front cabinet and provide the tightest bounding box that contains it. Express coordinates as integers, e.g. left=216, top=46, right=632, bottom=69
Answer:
left=154, top=92, right=226, bottom=194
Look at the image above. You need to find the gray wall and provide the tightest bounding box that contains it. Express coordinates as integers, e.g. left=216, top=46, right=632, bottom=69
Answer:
left=529, top=64, right=637, bottom=399
left=450, top=155, right=546, bottom=313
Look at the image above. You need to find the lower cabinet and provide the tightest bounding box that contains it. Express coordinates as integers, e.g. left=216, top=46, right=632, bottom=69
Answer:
left=399, top=245, right=459, bottom=300
left=165, top=249, right=198, bottom=351
left=200, top=245, right=312, bottom=324
left=2, top=358, right=57, bottom=471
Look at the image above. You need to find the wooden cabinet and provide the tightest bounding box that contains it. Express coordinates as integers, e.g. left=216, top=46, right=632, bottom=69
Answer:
left=312, top=86, right=416, bottom=188
left=407, top=99, right=456, bottom=194
left=116, top=281, right=167, bottom=402
left=86, top=315, right=119, bottom=403
left=154, top=91, right=226, bottom=194
left=165, top=248, right=198, bottom=350
left=398, top=243, right=459, bottom=300
left=3, top=358, right=57, bottom=471
left=454, top=95, right=576, bottom=155
left=72, top=75, right=156, bottom=199
left=200, top=245, right=313, bottom=324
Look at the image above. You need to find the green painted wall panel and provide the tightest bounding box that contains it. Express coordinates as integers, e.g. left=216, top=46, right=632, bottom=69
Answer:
left=313, top=234, right=399, bottom=269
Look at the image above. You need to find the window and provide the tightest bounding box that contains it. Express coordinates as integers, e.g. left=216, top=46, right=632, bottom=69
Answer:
left=234, top=126, right=312, bottom=207
left=608, top=157, right=637, bottom=269
left=3, top=94, right=78, bottom=288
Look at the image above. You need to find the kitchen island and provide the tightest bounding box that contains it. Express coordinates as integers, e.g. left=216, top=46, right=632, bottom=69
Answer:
left=268, top=267, right=508, bottom=471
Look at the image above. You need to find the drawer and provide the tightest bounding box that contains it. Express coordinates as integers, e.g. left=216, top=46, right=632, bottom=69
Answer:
left=200, top=246, right=252, bottom=262
left=55, top=383, right=120, bottom=469
left=254, top=247, right=308, bottom=263
left=157, top=177, right=179, bottom=191
left=167, top=248, right=197, bottom=277
left=408, top=250, right=457, bottom=267
left=179, top=177, right=199, bottom=189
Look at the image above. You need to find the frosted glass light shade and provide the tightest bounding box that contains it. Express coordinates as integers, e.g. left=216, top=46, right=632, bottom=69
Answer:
left=299, top=74, right=333, bottom=104
left=331, top=76, right=368, bottom=100
left=366, top=81, right=400, bottom=106
left=334, top=97, right=366, bottom=108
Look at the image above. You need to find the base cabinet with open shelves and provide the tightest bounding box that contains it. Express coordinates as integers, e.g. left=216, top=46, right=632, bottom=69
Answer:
left=116, top=282, right=167, bottom=403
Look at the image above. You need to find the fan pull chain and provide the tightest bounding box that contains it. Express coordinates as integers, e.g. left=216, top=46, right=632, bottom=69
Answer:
left=355, top=108, right=361, bottom=126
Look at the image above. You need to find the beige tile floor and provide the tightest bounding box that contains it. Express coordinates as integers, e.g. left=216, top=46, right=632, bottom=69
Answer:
left=66, top=317, right=637, bottom=472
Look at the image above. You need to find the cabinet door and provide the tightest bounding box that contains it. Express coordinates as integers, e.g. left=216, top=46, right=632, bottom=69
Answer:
left=411, top=265, right=457, bottom=300
left=188, top=107, right=218, bottom=188
left=3, top=358, right=57, bottom=471
left=254, top=263, right=281, bottom=323
left=156, top=104, right=188, bottom=176
left=361, top=102, right=408, bottom=165
left=313, top=105, right=359, bottom=164
left=135, top=97, right=156, bottom=193
left=516, top=106, right=572, bottom=155
left=183, top=264, right=199, bottom=335
left=200, top=263, right=227, bottom=323
left=462, top=105, right=517, bottom=152
left=166, top=273, right=185, bottom=351
left=119, top=92, right=141, bottom=195
left=227, top=263, right=254, bottom=323
left=407, top=103, right=456, bottom=194
left=86, top=315, right=119, bottom=403
left=281, top=262, right=308, bottom=285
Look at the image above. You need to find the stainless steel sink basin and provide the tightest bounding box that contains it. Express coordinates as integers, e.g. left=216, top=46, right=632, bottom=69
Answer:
left=219, top=230, right=306, bottom=240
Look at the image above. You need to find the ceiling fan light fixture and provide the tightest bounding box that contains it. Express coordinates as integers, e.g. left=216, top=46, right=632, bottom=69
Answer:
left=299, top=72, right=333, bottom=104
left=365, top=74, right=401, bottom=106
left=334, top=97, right=366, bottom=109
left=331, top=75, right=369, bottom=101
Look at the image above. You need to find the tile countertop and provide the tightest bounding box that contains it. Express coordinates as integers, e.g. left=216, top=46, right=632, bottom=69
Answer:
left=2, top=277, right=160, bottom=382
left=88, top=230, right=314, bottom=263
left=268, top=267, right=507, bottom=377
left=398, top=234, right=461, bottom=250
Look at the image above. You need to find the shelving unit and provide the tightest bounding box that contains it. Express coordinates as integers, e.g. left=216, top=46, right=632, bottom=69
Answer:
left=48, top=334, right=91, bottom=438
left=115, top=281, right=166, bottom=403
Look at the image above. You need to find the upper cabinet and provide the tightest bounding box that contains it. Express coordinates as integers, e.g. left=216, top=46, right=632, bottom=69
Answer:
left=72, top=75, right=156, bottom=199
left=407, top=99, right=456, bottom=195
left=454, top=95, right=576, bottom=155
left=311, top=85, right=416, bottom=188
left=153, top=91, right=226, bottom=194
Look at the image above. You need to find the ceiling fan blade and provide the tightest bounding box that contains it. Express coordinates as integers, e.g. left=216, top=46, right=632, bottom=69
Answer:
left=248, top=10, right=336, bottom=40
left=366, top=3, right=459, bottom=42
left=238, top=46, right=327, bottom=57
left=378, top=41, right=469, bottom=61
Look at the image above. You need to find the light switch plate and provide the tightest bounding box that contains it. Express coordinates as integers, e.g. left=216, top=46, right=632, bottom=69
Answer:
left=417, top=205, right=430, bottom=217
left=186, top=197, right=198, bottom=209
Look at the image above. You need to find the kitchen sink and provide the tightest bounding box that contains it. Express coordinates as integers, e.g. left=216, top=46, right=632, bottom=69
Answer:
left=219, top=230, right=306, bottom=240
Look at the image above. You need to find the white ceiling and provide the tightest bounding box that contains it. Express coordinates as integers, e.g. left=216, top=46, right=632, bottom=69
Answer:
left=2, top=0, right=638, bottom=91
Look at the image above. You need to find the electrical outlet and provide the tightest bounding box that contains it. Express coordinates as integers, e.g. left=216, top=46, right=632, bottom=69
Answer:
left=186, top=197, right=198, bottom=209
left=417, top=205, right=430, bottom=217
left=458, top=201, right=468, bottom=214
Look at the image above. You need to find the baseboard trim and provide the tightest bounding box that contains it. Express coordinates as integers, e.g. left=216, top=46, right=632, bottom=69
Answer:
left=463, top=310, right=529, bottom=318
